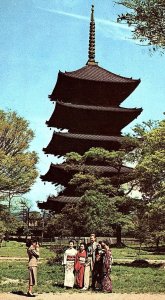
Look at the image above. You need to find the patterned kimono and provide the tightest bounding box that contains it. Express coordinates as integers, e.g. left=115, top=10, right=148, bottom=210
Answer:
left=75, top=250, right=87, bottom=288
left=63, top=248, right=77, bottom=288
left=102, top=248, right=113, bottom=293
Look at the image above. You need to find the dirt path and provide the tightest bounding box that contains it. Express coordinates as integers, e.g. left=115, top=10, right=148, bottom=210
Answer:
left=0, top=292, right=165, bottom=300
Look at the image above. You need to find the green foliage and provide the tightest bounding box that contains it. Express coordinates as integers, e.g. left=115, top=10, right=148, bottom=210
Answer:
left=45, top=213, right=71, bottom=237
left=117, top=0, right=165, bottom=52
left=67, top=147, right=131, bottom=169
left=57, top=120, right=165, bottom=246
left=63, top=145, right=137, bottom=239
left=135, top=120, right=165, bottom=200
left=0, top=207, right=21, bottom=237
left=0, top=221, right=6, bottom=243
left=0, top=110, right=38, bottom=207
left=69, top=173, right=117, bottom=196
left=65, top=152, right=82, bottom=164
left=0, top=150, right=38, bottom=194
left=0, top=110, right=34, bottom=155
left=147, top=197, right=165, bottom=247
left=129, top=119, right=165, bottom=247
left=46, top=191, right=136, bottom=237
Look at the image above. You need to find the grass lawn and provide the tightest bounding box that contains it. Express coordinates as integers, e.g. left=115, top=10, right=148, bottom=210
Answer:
left=0, top=241, right=54, bottom=259
left=0, top=260, right=164, bottom=294
left=0, top=241, right=164, bottom=294
left=112, top=245, right=165, bottom=261
left=0, top=241, right=164, bottom=261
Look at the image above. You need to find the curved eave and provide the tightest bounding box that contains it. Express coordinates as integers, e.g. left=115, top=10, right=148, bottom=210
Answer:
left=38, top=196, right=80, bottom=211
left=40, top=162, right=133, bottom=185
left=46, top=101, right=143, bottom=134
left=64, top=65, right=140, bottom=83
left=49, top=70, right=140, bottom=106
left=43, top=132, right=124, bottom=156
left=54, top=101, right=142, bottom=112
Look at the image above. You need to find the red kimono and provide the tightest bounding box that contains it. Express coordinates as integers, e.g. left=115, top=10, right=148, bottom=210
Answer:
left=75, top=250, right=87, bottom=288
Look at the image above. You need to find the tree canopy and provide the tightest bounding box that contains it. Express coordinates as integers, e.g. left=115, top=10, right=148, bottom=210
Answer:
left=0, top=110, right=38, bottom=210
left=46, top=145, right=138, bottom=243
left=116, top=0, right=165, bottom=52
left=130, top=119, right=165, bottom=247
left=133, top=119, right=165, bottom=201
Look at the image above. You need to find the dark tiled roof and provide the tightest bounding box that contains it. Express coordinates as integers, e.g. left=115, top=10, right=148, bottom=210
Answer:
left=50, top=67, right=141, bottom=106
left=51, top=163, right=132, bottom=173
left=53, top=132, right=123, bottom=142
left=46, top=102, right=142, bottom=136
left=64, top=65, right=140, bottom=83
left=38, top=196, right=80, bottom=210
left=43, top=132, right=124, bottom=155
left=56, top=101, right=142, bottom=112
left=48, top=195, right=80, bottom=204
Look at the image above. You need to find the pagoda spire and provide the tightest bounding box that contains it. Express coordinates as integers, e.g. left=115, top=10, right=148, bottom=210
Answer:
left=87, top=5, right=98, bottom=65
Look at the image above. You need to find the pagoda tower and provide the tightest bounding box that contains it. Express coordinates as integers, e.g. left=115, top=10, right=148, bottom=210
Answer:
left=38, top=6, right=142, bottom=211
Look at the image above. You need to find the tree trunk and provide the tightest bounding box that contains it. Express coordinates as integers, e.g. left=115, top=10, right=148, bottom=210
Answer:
left=116, top=224, right=122, bottom=247
left=156, top=237, right=160, bottom=251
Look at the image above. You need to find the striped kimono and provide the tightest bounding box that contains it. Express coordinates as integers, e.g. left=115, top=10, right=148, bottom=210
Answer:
left=63, top=248, right=77, bottom=288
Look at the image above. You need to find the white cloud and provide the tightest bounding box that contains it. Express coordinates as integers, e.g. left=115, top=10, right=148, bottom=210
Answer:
left=37, top=6, right=133, bottom=42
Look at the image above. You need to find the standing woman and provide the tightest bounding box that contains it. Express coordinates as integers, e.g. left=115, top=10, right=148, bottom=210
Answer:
left=26, top=239, right=40, bottom=297
left=101, top=240, right=113, bottom=293
left=75, top=243, right=87, bottom=289
left=63, top=240, right=77, bottom=288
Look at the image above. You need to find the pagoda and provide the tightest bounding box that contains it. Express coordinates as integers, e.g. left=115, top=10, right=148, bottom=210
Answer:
left=38, top=5, right=142, bottom=211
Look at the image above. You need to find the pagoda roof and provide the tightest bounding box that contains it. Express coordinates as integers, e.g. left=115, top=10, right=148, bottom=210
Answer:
left=54, top=101, right=142, bottom=112
left=49, top=67, right=140, bottom=106
left=64, top=65, right=139, bottom=83
left=49, top=5, right=141, bottom=106
left=40, top=162, right=132, bottom=185
left=43, top=132, right=124, bottom=156
left=49, top=195, right=79, bottom=204
left=38, top=196, right=80, bottom=211
left=47, top=101, right=142, bottom=135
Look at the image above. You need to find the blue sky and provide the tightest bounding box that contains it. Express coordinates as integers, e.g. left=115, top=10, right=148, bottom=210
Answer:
left=0, top=0, right=164, bottom=210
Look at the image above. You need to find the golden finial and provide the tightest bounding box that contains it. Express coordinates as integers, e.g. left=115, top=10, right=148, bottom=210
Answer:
left=86, top=5, right=98, bottom=65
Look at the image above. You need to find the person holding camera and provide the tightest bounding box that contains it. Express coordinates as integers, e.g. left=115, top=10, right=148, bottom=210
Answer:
left=26, top=239, right=40, bottom=297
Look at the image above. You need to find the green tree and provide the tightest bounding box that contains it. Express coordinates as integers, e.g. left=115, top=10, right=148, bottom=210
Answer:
left=132, top=119, right=165, bottom=248
left=48, top=120, right=165, bottom=247
left=116, top=0, right=165, bottom=52
left=0, top=220, right=6, bottom=246
left=147, top=197, right=165, bottom=249
left=47, top=145, right=137, bottom=244
left=0, top=110, right=38, bottom=210
left=134, top=120, right=165, bottom=201
left=0, top=204, right=22, bottom=242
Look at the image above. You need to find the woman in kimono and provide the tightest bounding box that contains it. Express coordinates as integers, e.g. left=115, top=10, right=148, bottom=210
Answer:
left=26, top=239, right=40, bottom=297
left=63, top=240, right=77, bottom=288
left=101, top=240, right=113, bottom=293
left=74, top=243, right=86, bottom=289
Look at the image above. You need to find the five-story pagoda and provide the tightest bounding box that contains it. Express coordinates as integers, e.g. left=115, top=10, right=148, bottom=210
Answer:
left=38, top=5, right=142, bottom=211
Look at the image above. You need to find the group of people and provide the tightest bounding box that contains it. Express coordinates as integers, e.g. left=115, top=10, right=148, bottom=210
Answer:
left=25, top=234, right=112, bottom=297
left=63, top=234, right=113, bottom=292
